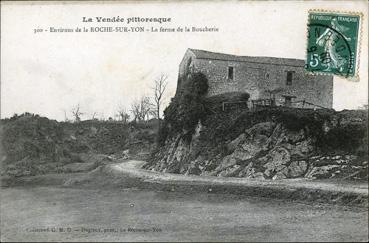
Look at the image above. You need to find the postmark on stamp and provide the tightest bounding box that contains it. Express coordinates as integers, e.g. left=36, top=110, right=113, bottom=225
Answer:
left=305, top=11, right=362, bottom=79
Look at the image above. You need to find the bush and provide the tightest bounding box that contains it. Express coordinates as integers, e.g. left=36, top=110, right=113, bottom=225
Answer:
left=317, top=124, right=368, bottom=154
left=2, top=114, right=64, bottom=163
left=159, top=72, right=209, bottom=144
left=205, top=92, right=250, bottom=104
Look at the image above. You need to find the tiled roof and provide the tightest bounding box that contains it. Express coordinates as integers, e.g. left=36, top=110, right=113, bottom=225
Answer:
left=188, top=49, right=305, bottom=67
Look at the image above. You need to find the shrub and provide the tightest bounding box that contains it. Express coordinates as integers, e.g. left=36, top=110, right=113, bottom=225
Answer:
left=159, top=72, right=209, bottom=144
left=317, top=124, right=368, bottom=154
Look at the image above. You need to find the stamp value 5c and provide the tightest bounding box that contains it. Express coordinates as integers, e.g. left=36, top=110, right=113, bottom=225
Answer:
left=305, top=11, right=362, bottom=79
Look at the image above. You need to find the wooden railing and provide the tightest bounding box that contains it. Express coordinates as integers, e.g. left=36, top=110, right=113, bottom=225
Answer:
left=251, top=98, right=330, bottom=111
left=214, top=98, right=330, bottom=113
left=222, top=101, right=248, bottom=111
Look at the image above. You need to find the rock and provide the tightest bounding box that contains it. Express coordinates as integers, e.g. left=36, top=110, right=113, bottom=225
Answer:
left=345, top=155, right=358, bottom=160
left=270, top=166, right=289, bottom=180
left=245, top=122, right=276, bottom=137
left=164, top=135, right=181, bottom=163
left=252, top=172, right=265, bottom=180
left=352, top=165, right=363, bottom=169
left=243, top=134, right=268, bottom=150
left=214, top=155, right=237, bottom=172
left=289, top=139, right=314, bottom=156
left=189, top=122, right=205, bottom=158
left=107, top=155, right=114, bottom=161
left=168, top=138, right=189, bottom=165
left=263, top=146, right=291, bottom=176
left=305, top=165, right=340, bottom=179
left=163, top=163, right=181, bottom=173
left=136, top=152, right=150, bottom=160
left=286, top=129, right=305, bottom=143
left=272, top=171, right=287, bottom=180
left=121, top=149, right=130, bottom=160
left=187, top=164, right=202, bottom=175
left=273, top=129, right=289, bottom=146
left=232, top=147, right=257, bottom=161
left=229, top=122, right=278, bottom=162
left=161, top=137, right=191, bottom=174
left=288, top=160, right=308, bottom=178
left=232, top=134, right=270, bottom=161
left=227, top=133, right=246, bottom=152
left=193, top=120, right=204, bottom=138
left=218, top=165, right=241, bottom=177
left=238, top=162, right=254, bottom=177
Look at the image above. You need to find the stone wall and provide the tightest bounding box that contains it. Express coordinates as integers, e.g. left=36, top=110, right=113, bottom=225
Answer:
left=177, top=50, right=333, bottom=108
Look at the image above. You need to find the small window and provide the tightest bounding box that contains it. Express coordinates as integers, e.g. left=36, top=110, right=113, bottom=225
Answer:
left=228, top=66, right=234, bottom=80
left=284, top=97, right=292, bottom=106
left=286, top=71, right=293, bottom=85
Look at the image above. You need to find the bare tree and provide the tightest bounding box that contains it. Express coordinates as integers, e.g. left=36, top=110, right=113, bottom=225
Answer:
left=141, top=96, right=154, bottom=121
left=131, top=95, right=153, bottom=122
left=131, top=99, right=141, bottom=122
left=61, top=109, right=70, bottom=122
left=152, top=74, right=168, bottom=130
left=71, top=104, right=83, bottom=122
left=91, top=112, right=98, bottom=120
left=116, top=106, right=130, bottom=124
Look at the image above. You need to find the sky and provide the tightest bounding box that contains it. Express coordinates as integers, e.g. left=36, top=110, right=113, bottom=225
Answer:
left=1, top=1, right=368, bottom=121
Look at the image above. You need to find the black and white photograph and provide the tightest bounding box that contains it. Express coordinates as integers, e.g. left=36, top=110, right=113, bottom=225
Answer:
left=1, top=0, right=368, bottom=242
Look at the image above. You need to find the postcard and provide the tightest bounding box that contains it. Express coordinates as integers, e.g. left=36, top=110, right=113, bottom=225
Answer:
left=1, top=1, right=368, bottom=242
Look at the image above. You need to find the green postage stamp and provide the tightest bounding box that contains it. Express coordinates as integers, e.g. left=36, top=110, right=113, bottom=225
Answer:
left=305, top=11, right=362, bottom=79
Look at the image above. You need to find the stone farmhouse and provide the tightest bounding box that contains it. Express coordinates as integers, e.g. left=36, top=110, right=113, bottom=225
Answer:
left=177, top=49, right=333, bottom=109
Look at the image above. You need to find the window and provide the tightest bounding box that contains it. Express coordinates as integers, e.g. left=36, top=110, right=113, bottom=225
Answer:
left=286, top=71, right=293, bottom=85
left=228, top=66, right=234, bottom=80
left=284, top=97, right=292, bottom=106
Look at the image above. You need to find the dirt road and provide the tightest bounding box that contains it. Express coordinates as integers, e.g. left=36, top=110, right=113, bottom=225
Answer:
left=112, top=160, right=368, bottom=195
left=1, top=186, right=368, bottom=242
left=1, top=160, right=367, bottom=241
left=103, top=160, right=367, bottom=206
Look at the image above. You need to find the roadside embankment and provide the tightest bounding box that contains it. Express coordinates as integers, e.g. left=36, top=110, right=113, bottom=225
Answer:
left=1, top=113, right=156, bottom=178
left=65, top=160, right=368, bottom=207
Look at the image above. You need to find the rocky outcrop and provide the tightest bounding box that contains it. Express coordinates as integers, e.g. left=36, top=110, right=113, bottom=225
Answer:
left=145, top=109, right=368, bottom=181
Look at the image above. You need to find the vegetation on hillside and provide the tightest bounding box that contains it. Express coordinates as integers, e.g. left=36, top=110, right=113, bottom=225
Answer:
left=1, top=113, right=157, bottom=177
left=158, top=72, right=209, bottom=144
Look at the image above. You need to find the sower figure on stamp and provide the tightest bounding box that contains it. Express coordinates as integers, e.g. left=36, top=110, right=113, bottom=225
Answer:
left=315, top=18, right=351, bottom=72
